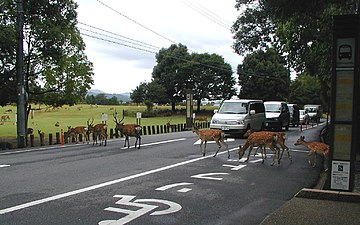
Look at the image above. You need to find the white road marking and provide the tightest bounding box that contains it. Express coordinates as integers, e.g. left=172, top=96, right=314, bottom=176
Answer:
left=222, top=164, right=247, bottom=171
left=155, top=182, right=193, bottom=191
left=191, top=172, right=229, bottom=181
left=121, top=138, right=186, bottom=149
left=0, top=164, right=10, bottom=168
left=194, top=138, right=235, bottom=145
left=0, top=146, right=237, bottom=215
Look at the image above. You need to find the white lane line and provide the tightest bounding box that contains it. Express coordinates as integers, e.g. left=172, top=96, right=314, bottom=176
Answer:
left=0, top=146, right=238, bottom=215
left=0, top=164, right=11, bottom=168
left=194, top=138, right=235, bottom=145
left=121, top=138, right=186, bottom=149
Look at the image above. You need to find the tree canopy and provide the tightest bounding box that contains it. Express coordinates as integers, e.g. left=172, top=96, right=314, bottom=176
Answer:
left=232, top=0, right=357, bottom=106
left=0, top=0, right=94, bottom=107
left=237, top=48, right=290, bottom=101
left=135, top=44, right=236, bottom=111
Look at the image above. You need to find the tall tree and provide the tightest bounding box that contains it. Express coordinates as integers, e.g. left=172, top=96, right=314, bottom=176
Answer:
left=0, top=0, right=94, bottom=107
left=289, top=73, right=322, bottom=106
left=152, top=44, right=190, bottom=111
left=237, top=48, right=290, bottom=101
left=189, top=53, right=236, bottom=111
left=231, top=0, right=356, bottom=106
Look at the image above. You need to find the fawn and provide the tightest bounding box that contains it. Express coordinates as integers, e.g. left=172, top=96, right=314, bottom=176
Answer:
left=192, top=125, right=229, bottom=158
left=294, top=136, right=329, bottom=171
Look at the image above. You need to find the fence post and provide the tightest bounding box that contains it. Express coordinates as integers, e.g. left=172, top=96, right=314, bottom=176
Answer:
left=30, top=134, right=34, bottom=147
left=110, top=128, right=114, bottom=139
left=39, top=133, right=44, bottom=146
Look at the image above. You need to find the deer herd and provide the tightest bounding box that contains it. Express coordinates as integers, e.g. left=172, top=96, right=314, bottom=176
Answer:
left=64, top=112, right=329, bottom=171
left=192, top=126, right=330, bottom=171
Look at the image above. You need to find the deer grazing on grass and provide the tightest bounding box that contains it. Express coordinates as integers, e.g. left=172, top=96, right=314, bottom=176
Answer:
left=67, top=126, right=89, bottom=144
left=294, top=136, right=330, bottom=171
left=243, top=129, right=292, bottom=163
left=113, top=111, right=142, bottom=149
left=239, top=131, right=281, bottom=165
left=87, top=119, right=107, bottom=146
left=192, top=125, right=229, bottom=158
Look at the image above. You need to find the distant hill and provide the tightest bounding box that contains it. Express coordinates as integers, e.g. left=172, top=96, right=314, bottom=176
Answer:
left=87, top=89, right=131, bottom=102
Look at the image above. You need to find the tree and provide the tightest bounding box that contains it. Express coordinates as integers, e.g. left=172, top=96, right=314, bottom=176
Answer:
left=0, top=0, right=94, bottom=107
left=231, top=0, right=356, bottom=106
left=152, top=44, right=236, bottom=111
left=131, top=80, right=167, bottom=111
left=289, top=73, right=322, bottom=107
left=131, top=82, right=148, bottom=105
left=237, top=48, right=290, bottom=101
left=189, top=53, right=236, bottom=111
left=152, top=43, right=190, bottom=111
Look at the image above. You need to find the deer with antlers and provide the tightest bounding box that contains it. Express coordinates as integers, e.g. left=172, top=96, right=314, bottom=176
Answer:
left=243, top=129, right=292, bottom=163
left=294, top=136, right=330, bottom=171
left=67, top=126, right=89, bottom=144
left=87, top=119, right=107, bottom=146
left=113, top=110, right=142, bottom=149
left=192, top=125, right=229, bottom=158
left=238, top=131, right=281, bottom=165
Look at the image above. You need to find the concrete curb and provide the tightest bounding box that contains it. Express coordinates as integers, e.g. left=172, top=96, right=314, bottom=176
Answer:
left=295, top=188, right=360, bottom=203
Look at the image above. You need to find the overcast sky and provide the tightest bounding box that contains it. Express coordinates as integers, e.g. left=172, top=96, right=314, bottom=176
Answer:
left=75, top=0, right=242, bottom=94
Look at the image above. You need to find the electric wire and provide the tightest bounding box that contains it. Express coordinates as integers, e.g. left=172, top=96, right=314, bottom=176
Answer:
left=96, top=0, right=176, bottom=44
left=180, top=0, right=232, bottom=30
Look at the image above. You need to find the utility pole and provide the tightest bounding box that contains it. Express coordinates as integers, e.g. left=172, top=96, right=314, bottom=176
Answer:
left=16, top=0, right=26, bottom=148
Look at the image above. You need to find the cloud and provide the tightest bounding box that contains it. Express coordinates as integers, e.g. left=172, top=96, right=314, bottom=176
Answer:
left=76, top=0, right=240, bottom=93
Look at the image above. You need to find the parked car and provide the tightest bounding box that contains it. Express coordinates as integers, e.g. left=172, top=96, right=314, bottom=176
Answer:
left=287, top=103, right=300, bottom=127
left=210, top=99, right=266, bottom=136
left=264, top=101, right=290, bottom=131
left=304, top=104, right=323, bottom=123
left=299, top=109, right=310, bottom=125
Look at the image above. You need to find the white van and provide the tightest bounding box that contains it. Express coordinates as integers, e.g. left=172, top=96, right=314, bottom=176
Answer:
left=210, top=99, right=266, bottom=135
left=304, top=104, right=323, bottom=122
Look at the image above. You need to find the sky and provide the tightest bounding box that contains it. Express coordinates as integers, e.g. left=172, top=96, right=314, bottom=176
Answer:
left=75, top=0, right=243, bottom=94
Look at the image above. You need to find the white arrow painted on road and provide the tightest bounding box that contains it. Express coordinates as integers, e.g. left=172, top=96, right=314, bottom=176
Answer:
left=222, top=164, right=247, bottom=170
left=191, top=172, right=229, bottom=181
left=156, top=182, right=193, bottom=193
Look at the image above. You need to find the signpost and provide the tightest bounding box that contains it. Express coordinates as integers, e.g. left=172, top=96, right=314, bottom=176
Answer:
left=330, top=15, right=359, bottom=191
left=185, top=89, right=194, bottom=129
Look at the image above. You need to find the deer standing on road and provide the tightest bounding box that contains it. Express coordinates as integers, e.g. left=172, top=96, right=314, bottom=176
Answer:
left=243, top=129, right=292, bottom=163
left=192, top=125, right=229, bottom=158
left=113, top=111, right=142, bottom=149
left=294, top=136, right=329, bottom=171
left=87, top=119, right=107, bottom=146
left=67, top=126, right=89, bottom=144
left=239, top=131, right=281, bottom=165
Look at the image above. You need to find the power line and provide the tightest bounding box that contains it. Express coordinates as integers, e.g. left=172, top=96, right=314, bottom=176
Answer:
left=96, top=0, right=176, bottom=44
left=180, top=0, right=232, bottom=30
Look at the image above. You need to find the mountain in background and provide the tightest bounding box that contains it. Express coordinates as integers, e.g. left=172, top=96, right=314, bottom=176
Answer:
left=87, top=89, right=131, bottom=102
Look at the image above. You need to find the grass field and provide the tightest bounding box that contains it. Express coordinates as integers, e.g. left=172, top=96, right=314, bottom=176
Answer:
left=0, top=104, right=216, bottom=141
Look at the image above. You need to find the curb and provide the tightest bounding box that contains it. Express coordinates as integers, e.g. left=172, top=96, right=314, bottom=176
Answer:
left=295, top=188, right=360, bottom=203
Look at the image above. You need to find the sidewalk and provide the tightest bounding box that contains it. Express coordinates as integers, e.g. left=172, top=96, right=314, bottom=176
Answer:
left=260, top=164, right=360, bottom=225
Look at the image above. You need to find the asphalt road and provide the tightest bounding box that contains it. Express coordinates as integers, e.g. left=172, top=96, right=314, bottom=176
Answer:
left=0, top=123, right=326, bottom=225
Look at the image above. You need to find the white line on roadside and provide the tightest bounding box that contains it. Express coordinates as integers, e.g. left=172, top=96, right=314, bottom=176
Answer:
left=0, top=146, right=239, bottom=215
left=194, top=138, right=235, bottom=145
left=0, top=164, right=10, bottom=168
left=121, top=138, right=186, bottom=149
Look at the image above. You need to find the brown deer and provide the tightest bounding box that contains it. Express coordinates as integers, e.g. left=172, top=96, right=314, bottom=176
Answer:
left=238, top=131, right=281, bottom=165
left=192, top=125, right=229, bottom=158
left=113, top=111, right=142, bottom=149
left=294, top=136, right=330, bottom=171
left=244, top=129, right=292, bottom=163
left=87, top=119, right=107, bottom=146
left=67, top=126, right=89, bottom=144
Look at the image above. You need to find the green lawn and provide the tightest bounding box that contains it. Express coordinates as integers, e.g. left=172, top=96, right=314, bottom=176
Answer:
left=0, top=104, right=216, bottom=140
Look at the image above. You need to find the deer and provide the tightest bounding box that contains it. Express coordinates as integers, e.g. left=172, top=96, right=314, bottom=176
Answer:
left=238, top=131, right=281, bottom=165
left=113, top=110, right=142, bottom=149
left=294, top=136, right=330, bottom=171
left=192, top=125, right=229, bottom=158
left=67, top=126, right=89, bottom=144
left=243, top=129, right=292, bottom=163
left=87, top=119, right=107, bottom=146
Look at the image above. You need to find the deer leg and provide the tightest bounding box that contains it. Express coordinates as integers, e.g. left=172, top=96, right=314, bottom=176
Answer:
left=222, top=139, right=230, bottom=158
left=245, top=145, right=254, bottom=162
left=199, top=140, right=205, bottom=156
left=307, top=151, right=315, bottom=167
left=138, top=136, right=141, bottom=149
left=213, top=140, right=221, bottom=157
left=203, top=140, right=207, bottom=156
